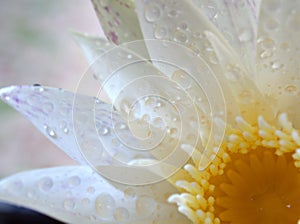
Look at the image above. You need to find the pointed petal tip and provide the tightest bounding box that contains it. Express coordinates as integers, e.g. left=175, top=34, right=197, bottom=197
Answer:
left=0, top=85, right=18, bottom=99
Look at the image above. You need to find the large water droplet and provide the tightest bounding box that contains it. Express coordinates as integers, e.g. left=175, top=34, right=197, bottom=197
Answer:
left=114, top=207, right=129, bottom=222
left=95, top=193, right=116, bottom=218
left=145, top=3, right=161, bottom=22
left=38, top=177, right=53, bottom=192
left=136, top=195, right=155, bottom=216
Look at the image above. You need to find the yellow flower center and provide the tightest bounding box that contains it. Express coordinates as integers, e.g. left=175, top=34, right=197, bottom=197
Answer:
left=169, top=114, right=300, bottom=224
left=212, top=149, right=300, bottom=224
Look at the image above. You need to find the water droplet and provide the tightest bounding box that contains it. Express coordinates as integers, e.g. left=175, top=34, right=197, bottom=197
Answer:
left=177, top=21, right=188, bottom=30
left=64, top=198, right=76, bottom=210
left=284, top=85, right=298, bottom=95
left=154, top=26, right=168, bottom=39
left=114, top=207, right=129, bottom=222
left=95, top=193, right=116, bottom=218
left=7, top=180, right=23, bottom=193
left=127, top=54, right=133, bottom=59
left=124, top=188, right=135, bottom=198
left=115, top=122, right=127, bottom=131
left=271, top=61, right=283, bottom=70
left=38, top=177, right=53, bottom=192
left=172, top=69, right=192, bottom=89
left=98, top=125, right=110, bottom=136
left=44, top=126, right=57, bottom=139
left=87, top=186, right=95, bottom=194
left=67, top=176, right=81, bottom=187
left=136, top=195, right=155, bottom=216
left=265, top=18, right=279, bottom=30
left=174, top=30, right=188, bottom=43
left=238, top=29, right=252, bottom=42
left=259, top=37, right=275, bottom=50
left=145, top=3, right=161, bottom=22
left=260, top=50, right=273, bottom=59
left=63, top=127, right=69, bottom=134
left=168, top=9, right=179, bottom=17
left=167, top=127, right=178, bottom=138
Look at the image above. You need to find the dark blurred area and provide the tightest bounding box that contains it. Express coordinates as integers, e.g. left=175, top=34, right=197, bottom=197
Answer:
left=0, top=202, right=65, bottom=224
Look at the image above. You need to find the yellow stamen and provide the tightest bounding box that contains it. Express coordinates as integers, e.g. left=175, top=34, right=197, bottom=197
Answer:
left=169, top=114, right=300, bottom=223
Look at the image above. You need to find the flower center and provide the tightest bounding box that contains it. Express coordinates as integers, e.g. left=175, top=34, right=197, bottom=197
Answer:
left=211, top=148, right=300, bottom=224
left=168, top=115, right=300, bottom=224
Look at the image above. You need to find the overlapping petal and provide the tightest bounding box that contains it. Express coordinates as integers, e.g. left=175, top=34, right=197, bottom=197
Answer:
left=91, top=0, right=143, bottom=44
left=0, top=85, right=154, bottom=166
left=0, top=166, right=190, bottom=224
left=256, top=0, right=300, bottom=128
left=192, top=0, right=260, bottom=74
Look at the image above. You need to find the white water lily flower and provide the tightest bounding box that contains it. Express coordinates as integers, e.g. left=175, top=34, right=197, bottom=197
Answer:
left=0, top=0, right=300, bottom=223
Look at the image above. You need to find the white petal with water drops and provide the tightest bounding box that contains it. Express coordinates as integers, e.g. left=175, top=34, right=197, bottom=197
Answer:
left=0, top=85, right=154, bottom=166
left=256, top=0, right=300, bottom=128
left=0, top=166, right=190, bottom=224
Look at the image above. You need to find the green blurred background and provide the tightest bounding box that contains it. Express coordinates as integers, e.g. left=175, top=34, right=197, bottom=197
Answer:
left=0, top=0, right=104, bottom=177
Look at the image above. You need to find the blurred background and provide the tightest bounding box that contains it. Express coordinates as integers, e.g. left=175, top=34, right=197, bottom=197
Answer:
left=0, top=1, right=105, bottom=222
left=0, top=1, right=104, bottom=177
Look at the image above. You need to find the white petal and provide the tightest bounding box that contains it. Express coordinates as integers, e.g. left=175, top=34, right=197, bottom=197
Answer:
left=0, top=85, right=154, bottom=166
left=0, top=166, right=190, bottom=224
left=205, top=31, right=274, bottom=124
left=91, top=0, right=143, bottom=44
left=192, top=0, right=260, bottom=74
left=71, top=31, right=114, bottom=64
left=134, top=0, right=241, bottom=124
left=91, top=0, right=149, bottom=58
left=256, top=0, right=300, bottom=127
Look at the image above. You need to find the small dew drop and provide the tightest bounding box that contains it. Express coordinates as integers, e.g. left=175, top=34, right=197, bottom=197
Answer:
left=98, top=125, right=110, bottom=136
left=114, top=207, right=130, bottom=222
left=172, top=69, right=192, bottom=89
left=284, top=85, right=298, bottom=95
left=260, top=50, right=273, bottom=59
left=64, top=198, right=75, bottom=210
left=144, top=3, right=161, bottom=22
left=38, top=177, right=53, bottom=192
left=95, top=193, right=116, bottom=218
left=265, top=18, right=279, bottom=30
left=238, top=29, right=252, bottom=42
left=124, top=188, right=136, bottom=198
left=174, top=30, right=188, bottom=43
left=136, top=195, right=155, bottom=216
left=44, top=126, right=57, bottom=139
left=271, top=61, right=283, bottom=71
left=87, top=186, right=95, bottom=194
left=154, top=26, right=168, bottom=39
left=67, top=176, right=81, bottom=187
